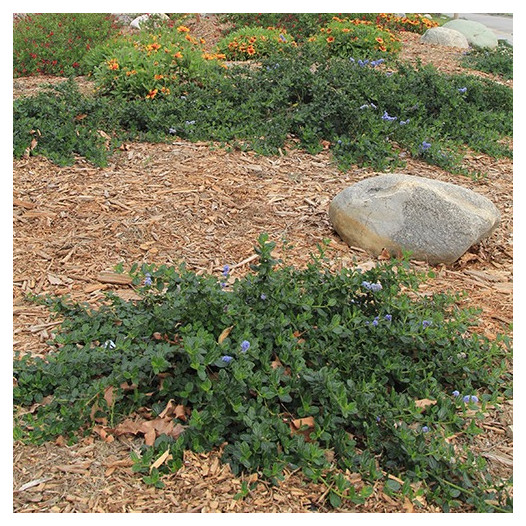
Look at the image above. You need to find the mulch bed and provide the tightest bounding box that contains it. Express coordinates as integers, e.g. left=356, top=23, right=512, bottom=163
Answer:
left=13, top=16, right=513, bottom=513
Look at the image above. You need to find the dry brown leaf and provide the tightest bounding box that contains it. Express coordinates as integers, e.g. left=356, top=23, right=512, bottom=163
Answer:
left=378, top=248, right=391, bottom=260
left=218, top=325, right=234, bottom=344
left=104, top=385, right=115, bottom=409
left=403, top=497, right=414, bottom=512
left=415, top=398, right=437, bottom=410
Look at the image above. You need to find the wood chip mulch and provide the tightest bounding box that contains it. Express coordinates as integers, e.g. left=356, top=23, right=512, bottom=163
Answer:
left=13, top=17, right=513, bottom=513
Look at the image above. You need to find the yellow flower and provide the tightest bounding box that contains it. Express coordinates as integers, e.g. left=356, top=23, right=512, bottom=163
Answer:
left=173, top=51, right=183, bottom=59
left=154, top=74, right=164, bottom=80
left=146, top=88, right=158, bottom=99
left=161, top=86, right=170, bottom=94
left=177, top=25, right=190, bottom=32
left=326, top=36, right=335, bottom=43
left=107, top=59, right=119, bottom=70
left=246, top=45, right=256, bottom=56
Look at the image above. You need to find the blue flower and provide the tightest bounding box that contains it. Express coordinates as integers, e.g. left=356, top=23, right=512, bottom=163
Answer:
left=185, top=120, right=195, bottom=126
left=241, top=340, right=250, bottom=353
left=421, top=141, right=432, bottom=152
left=376, top=416, right=381, bottom=422
left=279, top=34, right=286, bottom=42
left=452, top=390, right=460, bottom=397
left=372, top=317, right=379, bottom=327
left=144, top=273, right=152, bottom=286
left=399, top=119, right=410, bottom=125
left=220, top=282, right=227, bottom=288
left=458, top=87, right=467, bottom=93
left=169, top=127, right=177, bottom=135
left=381, top=111, right=397, bottom=122
left=260, top=293, right=267, bottom=300
left=422, top=320, right=432, bottom=328
left=370, top=58, right=385, bottom=67
left=221, top=355, right=234, bottom=363
left=337, top=139, right=342, bottom=144
left=463, top=395, right=479, bottom=403
left=422, top=426, right=429, bottom=433
left=362, top=281, right=382, bottom=292
left=349, top=57, right=355, bottom=63
left=222, top=264, right=230, bottom=277
left=384, top=314, right=392, bottom=322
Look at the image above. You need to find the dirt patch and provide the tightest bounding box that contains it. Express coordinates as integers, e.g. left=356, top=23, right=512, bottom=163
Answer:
left=13, top=16, right=513, bottom=513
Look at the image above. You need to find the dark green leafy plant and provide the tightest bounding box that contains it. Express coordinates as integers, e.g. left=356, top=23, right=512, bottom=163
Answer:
left=14, top=234, right=512, bottom=512
left=461, top=41, right=513, bottom=80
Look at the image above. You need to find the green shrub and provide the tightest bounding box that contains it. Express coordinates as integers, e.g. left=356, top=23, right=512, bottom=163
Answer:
left=306, top=18, right=402, bottom=59
left=461, top=41, right=513, bottom=80
left=13, top=13, right=121, bottom=77
left=218, top=13, right=346, bottom=42
left=13, top=235, right=513, bottom=511
left=216, top=26, right=297, bottom=61
left=84, top=25, right=226, bottom=100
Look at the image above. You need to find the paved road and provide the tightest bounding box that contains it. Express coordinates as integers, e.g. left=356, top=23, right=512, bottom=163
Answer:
left=443, top=13, right=513, bottom=44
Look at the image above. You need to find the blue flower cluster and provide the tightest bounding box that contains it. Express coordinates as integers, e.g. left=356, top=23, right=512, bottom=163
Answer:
left=382, top=110, right=397, bottom=122
left=420, top=141, right=432, bottom=152
left=350, top=58, right=385, bottom=67
left=362, top=281, right=382, bottom=292
left=452, top=391, right=479, bottom=404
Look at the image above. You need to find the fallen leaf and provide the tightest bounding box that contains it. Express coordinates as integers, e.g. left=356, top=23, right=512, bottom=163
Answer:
left=415, top=398, right=437, bottom=410
left=150, top=449, right=172, bottom=472
left=378, top=248, right=391, bottom=260
left=104, top=386, right=115, bottom=409
left=218, top=325, right=234, bottom=344
left=403, top=497, right=414, bottom=513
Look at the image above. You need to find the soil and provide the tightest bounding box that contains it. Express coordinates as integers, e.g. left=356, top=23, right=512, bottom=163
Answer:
left=13, top=15, right=513, bottom=513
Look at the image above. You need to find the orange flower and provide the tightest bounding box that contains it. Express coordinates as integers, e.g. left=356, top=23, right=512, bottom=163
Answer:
left=249, top=37, right=257, bottom=43
left=160, top=86, right=170, bottom=94
left=146, top=88, right=158, bottom=99
left=342, top=28, right=350, bottom=33
left=379, top=45, right=387, bottom=52
left=154, top=74, right=164, bottom=80
left=107, top=59, right=119, bottom=70
left=376, top=37, right=384, bottom=43
left=177, top=25, right=190, bottom=32
left=173, top=51, right=183, bottom=59
left=326, top=36, right=335, bottom=43
left=246, top=45, right=256, bottom=55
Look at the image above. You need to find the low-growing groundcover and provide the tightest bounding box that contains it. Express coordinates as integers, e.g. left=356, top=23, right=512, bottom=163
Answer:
left=14, top=235, right=513, bottom=512
left=13, top=50, right=512, bottom=174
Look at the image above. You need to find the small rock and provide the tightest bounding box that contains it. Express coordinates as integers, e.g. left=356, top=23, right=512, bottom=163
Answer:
left=328, top=174, right=500, bottom=265
left=443, top=19, right=498, bottom=49
left=421, top=27, right=469, bottom=48
left=130, top=13, right=169, bottom=30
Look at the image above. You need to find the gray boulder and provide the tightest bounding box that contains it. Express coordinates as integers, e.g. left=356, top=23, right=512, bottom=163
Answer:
left=328, top=174, right=500, bottom=264
left=443, top=19, right=498, bottom=49
left=421, top=27, right=469, bottom=48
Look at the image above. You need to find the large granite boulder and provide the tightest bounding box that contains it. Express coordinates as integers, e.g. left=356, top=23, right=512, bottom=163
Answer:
left=443, top=19, right=498, bottom=49
left=328, top=174, right=500, bottom=264
left=421, top=27, right=469, bottom=48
